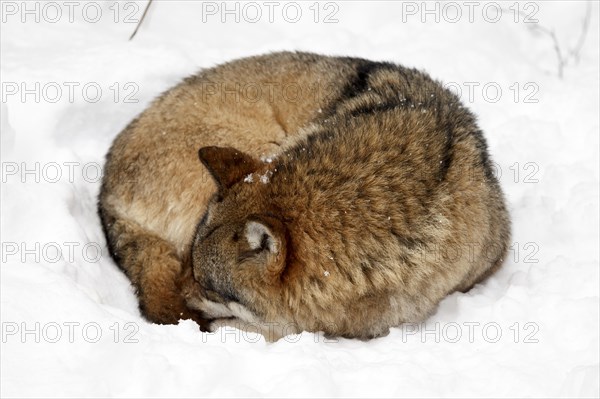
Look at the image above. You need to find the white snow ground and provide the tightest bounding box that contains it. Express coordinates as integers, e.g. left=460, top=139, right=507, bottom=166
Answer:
left=1, top=1, right=598, bottom=397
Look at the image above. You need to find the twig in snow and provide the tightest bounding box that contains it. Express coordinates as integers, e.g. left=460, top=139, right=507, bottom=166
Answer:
left=503, top=1, right=592, bottom=79
left=568, top=1, right=592, bottom=64
left=129, top=0, right=154, bottom=41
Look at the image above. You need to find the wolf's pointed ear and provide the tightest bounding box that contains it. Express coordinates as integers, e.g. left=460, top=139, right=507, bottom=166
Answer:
left=245, top=215, right=287, bottom=281
left=198, top=146, right=261, bottom=190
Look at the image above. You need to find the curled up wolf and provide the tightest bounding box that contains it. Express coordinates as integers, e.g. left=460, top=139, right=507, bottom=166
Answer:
left=99, top=52, right=511, bottom=341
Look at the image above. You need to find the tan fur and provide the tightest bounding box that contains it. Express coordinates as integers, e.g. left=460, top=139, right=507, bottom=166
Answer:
left=99, top=52, right=510, bottom=339
left=99, top=52, right=357, bottom=325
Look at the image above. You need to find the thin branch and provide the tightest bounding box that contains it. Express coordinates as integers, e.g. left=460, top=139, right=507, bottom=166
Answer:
left=547, top=29, right=565, bottom=79
left=501, top=1, right=592, bottom=79
left=129, top=0, right=154, bottom=41
left=568, top=1, right=592, bottom=64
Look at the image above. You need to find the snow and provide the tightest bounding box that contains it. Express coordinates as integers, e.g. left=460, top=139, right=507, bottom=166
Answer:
left=1, top=1, right=598, bottom=397
left=260, top=155, right=275, bottom=163
left=259, top=170, right=272, bottom=184
left=243, top=173, right=254, bottom=184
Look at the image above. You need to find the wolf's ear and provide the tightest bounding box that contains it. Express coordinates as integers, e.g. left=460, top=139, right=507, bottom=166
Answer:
left=244, top=216, right=287, bottom=280
left=198, top=146, right=261, bottom=190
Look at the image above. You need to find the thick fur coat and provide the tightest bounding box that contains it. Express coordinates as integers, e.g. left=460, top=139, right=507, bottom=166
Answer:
left=99, top=52, right=510, bottom=339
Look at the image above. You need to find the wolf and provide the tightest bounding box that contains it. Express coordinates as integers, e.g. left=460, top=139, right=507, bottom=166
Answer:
left=99, top=52, right=510, bottom=339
